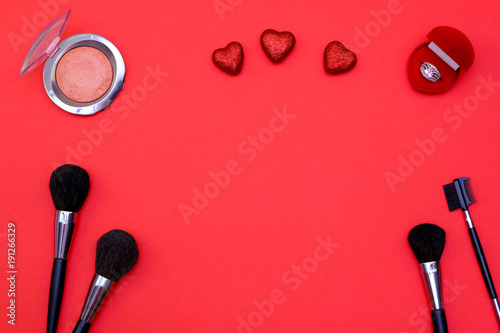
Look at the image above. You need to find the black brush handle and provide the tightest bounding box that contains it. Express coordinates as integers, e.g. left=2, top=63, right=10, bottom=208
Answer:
left=47, top=258, right=67, bottom=333
left=469, top=227, right=498, bottom=299
left=431, top=309, right=449, bottom=333
left=73, top=319, right=91, bottom=333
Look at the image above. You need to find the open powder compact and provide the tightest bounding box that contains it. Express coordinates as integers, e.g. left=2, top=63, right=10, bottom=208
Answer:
left=20, top=10, right=125, bottom=115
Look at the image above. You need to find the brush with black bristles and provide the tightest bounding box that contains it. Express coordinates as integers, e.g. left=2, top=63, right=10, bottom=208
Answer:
left=443, top=177, right=500, bottom=325
left=408, top=223, right=448, bottom=333
left=47, top=164, right=90, bottom=333
left=73, top=229, right=139, bottom=333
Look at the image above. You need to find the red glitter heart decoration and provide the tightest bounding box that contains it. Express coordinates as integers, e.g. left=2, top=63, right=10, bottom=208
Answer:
left=324, top=41, right=357, bottom=74
left=212, top=42, right=244, bottom=76
left=260, top=29, right=295, bottom=63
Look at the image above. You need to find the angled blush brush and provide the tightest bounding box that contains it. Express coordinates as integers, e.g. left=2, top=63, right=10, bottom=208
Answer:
left=443, top=177, right=500, bottom=325
left=408, top=223, right=448, bottom=333
left=47, top=164, right=90, bottom=333
left=73, top=229, right=139, bottom=333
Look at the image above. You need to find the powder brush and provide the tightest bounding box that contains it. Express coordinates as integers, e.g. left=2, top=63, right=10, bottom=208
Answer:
left=408, top=223, right=448, bottom=333
left=73, top=229, right=139, bottom=333
left=48, top=164, right=90, bottom=333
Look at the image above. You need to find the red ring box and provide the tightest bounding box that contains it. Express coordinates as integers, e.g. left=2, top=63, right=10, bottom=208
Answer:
left=408, top=26, right=474, bottom=94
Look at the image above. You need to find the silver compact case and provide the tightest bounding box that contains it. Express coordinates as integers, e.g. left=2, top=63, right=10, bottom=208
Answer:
left=20, top=10, right=125, bottom=115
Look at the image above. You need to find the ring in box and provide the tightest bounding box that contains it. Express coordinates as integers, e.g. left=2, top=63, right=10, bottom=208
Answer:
left=408, top=26, right=474, bottom=94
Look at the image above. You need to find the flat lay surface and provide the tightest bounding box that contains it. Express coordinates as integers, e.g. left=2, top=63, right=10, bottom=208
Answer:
left=1, top=0, right=500, bottom=332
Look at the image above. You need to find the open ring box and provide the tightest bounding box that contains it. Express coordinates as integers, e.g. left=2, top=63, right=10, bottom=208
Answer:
left=408, top=26, right=474, bottom=94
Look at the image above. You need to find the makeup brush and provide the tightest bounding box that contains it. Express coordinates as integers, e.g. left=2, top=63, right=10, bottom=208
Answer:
left=73, top=229, right=139, bottom=333
left=443, top=177, right=500, bottom=325
left=408, top=223, right=448, bottom=333
left=48, top=164, right=90, bottom=333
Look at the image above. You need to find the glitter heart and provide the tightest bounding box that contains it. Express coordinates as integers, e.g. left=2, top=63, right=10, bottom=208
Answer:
left=212, top=41, right=244, bottom=76
left=260, top=29, right=295, bottom=63
left=324, top=41, right=357, bottom=74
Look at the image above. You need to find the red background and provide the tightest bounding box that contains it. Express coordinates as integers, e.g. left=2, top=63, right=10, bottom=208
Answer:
left=2, top=0, right=500, bottom=332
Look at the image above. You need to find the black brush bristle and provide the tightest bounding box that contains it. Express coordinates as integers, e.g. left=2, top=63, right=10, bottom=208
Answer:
left=408, top=223, right=446, bottom=263
left=443, top=182, right=461, bottom=211
left=95, top=229, right=139, bottom=282
left=50, top=164, right=90, bottom=212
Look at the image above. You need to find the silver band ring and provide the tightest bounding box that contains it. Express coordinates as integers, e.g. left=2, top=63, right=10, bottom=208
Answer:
left=420, top=62, right=441, bottom=82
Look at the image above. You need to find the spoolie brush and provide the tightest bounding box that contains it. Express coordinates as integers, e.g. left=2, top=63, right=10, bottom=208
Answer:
left=443, top=177, right=500, bottom=325
left=47, top=164, right=90, bottom=333
left=73, top=229, right=139, bottom=333
left=408, top=223, right=448, bottom=333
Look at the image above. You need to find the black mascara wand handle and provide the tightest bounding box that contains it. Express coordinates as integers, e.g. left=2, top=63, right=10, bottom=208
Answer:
left=73, top=319, right=91, bottom=333
left=47, top=258, right=67, bottom=333
left=431, top=309, right=448, bottom=333
left=469, top=227, right=497, bottom=298
left=468, top=226, right=500, bottom=323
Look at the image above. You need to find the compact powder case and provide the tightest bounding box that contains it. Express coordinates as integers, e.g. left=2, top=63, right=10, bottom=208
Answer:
left=20, top=10, right=125, bottom=115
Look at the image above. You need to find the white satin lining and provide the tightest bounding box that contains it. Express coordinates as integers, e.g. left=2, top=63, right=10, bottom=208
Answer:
left=428, top=42, right=460, bottom=71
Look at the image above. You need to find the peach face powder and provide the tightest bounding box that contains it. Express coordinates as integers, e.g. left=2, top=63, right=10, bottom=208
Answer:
left=56, top=46, right=113, bottom=103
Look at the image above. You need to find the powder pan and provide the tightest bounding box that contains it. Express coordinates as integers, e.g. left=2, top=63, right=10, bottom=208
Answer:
left=20, top=10, right=125, bottom=115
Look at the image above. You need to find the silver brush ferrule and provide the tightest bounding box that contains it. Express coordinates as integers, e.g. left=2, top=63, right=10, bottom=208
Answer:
left=420, top=261, right=444, bottom=310
left=80, top=274, right=113, bottom=323
left=54, top=210, right=75, bottom=259
left=464, top=210, right=474, bottom=229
